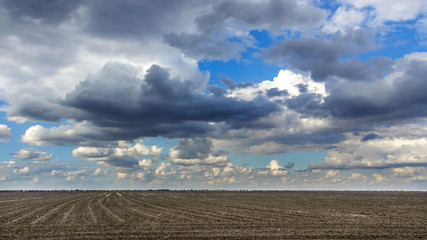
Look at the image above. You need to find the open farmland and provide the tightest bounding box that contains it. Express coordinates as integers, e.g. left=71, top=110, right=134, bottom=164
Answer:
left=0, top=191, right=425, bottom=239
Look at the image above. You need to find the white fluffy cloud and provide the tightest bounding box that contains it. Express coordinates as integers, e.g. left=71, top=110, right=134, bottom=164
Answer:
left=257, top=160, right=289, bottom=176
left=212, top=68, right=334, bottom=154
left=72, top=140, right=162, bottom=169
left=310, top=124, right=427, bottom=170
left=227, top=69, right=327, bottom=101
left=341, top=0, right=427, bottom=24
left=170, top=153, right=229, bottom=167
left=14, top=148, right=53, bottom=161
left=323, top=6, right=366, bottom=33
left=155, top=162, right=176, bottom=177
left=138, top=159, right=152, bottom=168
left=93, top=168, right=108, bottom=176
left=21, top=122, right=99, bottom=146
left=13, top=166, right=30, bottom=174
left=51, top=169, right=86, bottom=181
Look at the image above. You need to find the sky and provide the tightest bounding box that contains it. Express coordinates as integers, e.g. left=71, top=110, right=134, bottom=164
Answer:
left=0, top=0, right=427, bottom=190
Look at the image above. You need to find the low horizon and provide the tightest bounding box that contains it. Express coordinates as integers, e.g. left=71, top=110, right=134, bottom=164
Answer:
left=2, top=188, right=425, bottom=192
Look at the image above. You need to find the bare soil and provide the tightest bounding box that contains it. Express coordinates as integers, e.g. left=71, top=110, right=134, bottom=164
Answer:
left=0, top=191, right=425, bottom=239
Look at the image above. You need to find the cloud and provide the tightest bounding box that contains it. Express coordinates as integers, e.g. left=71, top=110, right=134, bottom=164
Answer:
left=6, top=90, right=76, bottom=123
left=0, top=0, right=213, bottom=126
left=19, top=62, right=278, bottom=144
left=13, top=166, right=30, bottom=174
left=227, top=69, right=327, bottom=100
left=213, top=68, right=342, bottom=154
left=370, top=167, right=427, bottom=188
left=0, top=158, right=104, bottom=188
left=195, top=0, right=327, bottom=32
left=391, top=167, right=427, bottom=181
left=65, top=63, right=277, bottom=130
left=416, top=18, right=427, bottom=45
left=93, top=168, right=108, bottom=176
left=83, top=0, right=204, bottom=40
left=284, top=162, right=295, bottom=168
left=0, top=124, right=11, bottom=143
left=164, top=0, right=327, bottom=60
left=72, top=140, right=162, bottom=169
left=323, top=6, right=367, bottom=34
left=14, top=148, right=53, bottom=161
left=21, top=122, right=103, bottom=146
left=201, top=162, right=255, bottom=187
left=169, top=138, right=230, bottom=167
left=341, top=0, right=427, bottom=24
left=259, top=160, right=288, bottom=176
left=155, top=162, right=176, bottom=177
left=309, top=126, right=427, bottom=170
left=2, top=0, right=82, bottom=24
left=31, top=176, right=39, bottom=183
left=0, top=0, right=426, bottom=190
left=320, top=52, right=427, bottom=120
left=255, top=52, right=427, bottom=128
left=51, top=169, right=87, bottom=181
left=361, top=133, right=378, bottom=142
left=164, top=32, right=244, bottom=61
left=260, top=29, right=382, bottom=81
left=138, top=159, right=152, bottom=168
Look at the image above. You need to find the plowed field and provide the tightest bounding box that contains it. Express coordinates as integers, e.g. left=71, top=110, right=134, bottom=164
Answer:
left=0, top=191, right=425, bottom=239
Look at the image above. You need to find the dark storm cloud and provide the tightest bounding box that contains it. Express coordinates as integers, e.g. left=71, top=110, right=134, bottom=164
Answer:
left=164, top=0, right=327, bottom=60
left=361, top=134, right=378, bottom=142
left=261, top=30, right=388, bottom=81
left=283, top=53, right=427, bottom=123
left=271, top=131, right=345, bottom=146
left=323, top=57, right=427, bottom=120
left=194, top=0, right=327, bottom=32
left=169, top=138, right=230, bottom=167
left=1, top=0, right=82, bottom=24
left=164, top=32, right=244, bottom=60
left=219, top=78, right=255, bottom=90
left=94, top=156, right=140, bottom=169
left=266, top=88, right=288, bottom=97
left=207, top=85, right=226, bottom=97
left=284, top=162, right=295, bottom=168
left=83, top=0, right=202, bottom=39
left=61, top=62, right=278, bottom=139
left=285, top=93, right=326, bottom=117
left=172, top=138, right=213, bottom=160
left=7, top=93, right=71, bottom=122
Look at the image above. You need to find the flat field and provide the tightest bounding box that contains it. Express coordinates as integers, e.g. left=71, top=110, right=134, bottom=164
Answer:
left=0, top=191, right=425, bottom=239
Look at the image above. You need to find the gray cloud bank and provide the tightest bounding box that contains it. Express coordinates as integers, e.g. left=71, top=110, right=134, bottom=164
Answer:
left=289, top=52, right=427, bottom=121
left=14, top=62, right=278, bottom=144
left=164, top=0, right=327, bottom=60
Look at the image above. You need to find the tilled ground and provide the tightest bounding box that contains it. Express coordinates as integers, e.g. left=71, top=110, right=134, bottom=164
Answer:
left=0, top=191, right=425, bottom=239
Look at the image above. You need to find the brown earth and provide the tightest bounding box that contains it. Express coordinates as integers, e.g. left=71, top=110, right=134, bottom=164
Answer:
left=0, top=191, right=425, bottom=239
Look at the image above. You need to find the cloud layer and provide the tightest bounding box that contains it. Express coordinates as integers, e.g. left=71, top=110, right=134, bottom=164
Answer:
left=0, top=0, right=426, bottom=190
